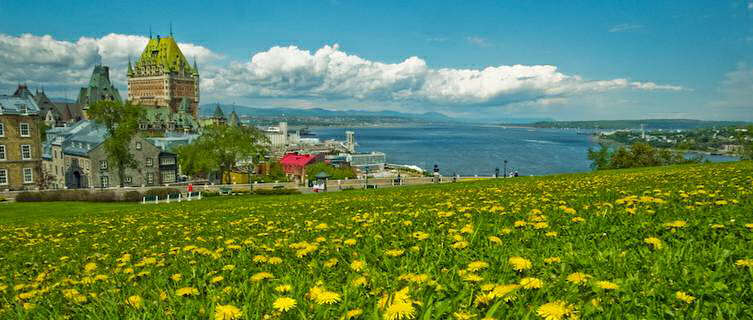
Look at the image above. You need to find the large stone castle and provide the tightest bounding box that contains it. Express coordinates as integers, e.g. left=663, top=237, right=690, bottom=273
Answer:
left=127, top=34, right=200, bottom=118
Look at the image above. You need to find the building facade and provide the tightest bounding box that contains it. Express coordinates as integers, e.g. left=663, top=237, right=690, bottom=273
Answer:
left=128, top=34, right=200, bottom=118
left=88, top=135, right=164, bottom=188
left=0, top=94, right=43, bottom=191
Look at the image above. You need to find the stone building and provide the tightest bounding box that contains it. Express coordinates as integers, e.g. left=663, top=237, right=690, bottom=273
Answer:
left=128, top=34, right=200, bottom=118
left=0, top=94, right=43, bottom=191
left=45, top=120, right=175, bottom=189
left=41, top=137, right=65, bottom=189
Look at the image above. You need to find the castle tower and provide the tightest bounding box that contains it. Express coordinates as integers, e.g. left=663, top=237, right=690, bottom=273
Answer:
left=127, top=34, right=200, bottom=118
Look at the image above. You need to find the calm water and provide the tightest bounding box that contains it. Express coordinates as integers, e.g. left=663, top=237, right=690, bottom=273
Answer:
left=313, top=125, right=738, bottom=176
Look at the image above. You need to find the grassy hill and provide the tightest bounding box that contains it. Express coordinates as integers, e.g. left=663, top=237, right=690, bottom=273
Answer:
left=1, top=162, right=752, bottom=318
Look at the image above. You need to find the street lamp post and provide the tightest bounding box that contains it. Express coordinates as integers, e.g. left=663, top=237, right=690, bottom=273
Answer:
left=364, top=167, right=370, bottom=189
left=495, top=167, right=499, bottom=178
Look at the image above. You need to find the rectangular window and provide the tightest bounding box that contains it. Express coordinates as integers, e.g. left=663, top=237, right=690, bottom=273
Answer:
left=159, top=156, right=176, bottom=165
left=146, top=157, right=153, bottom=167
left=146, top=172, right=154, bottom=185
left=100, top=160, right=108, bottom=170
left=161, top=170, right=176, bottom=183
left=23, top=168, right=33, bottom=184
left=0, top=123, right=4, bottom=137
left=20, top=123, right=30, bottom=137
left=136, top=142, right=142, bottom=150
left=21, top=145, right=32, bottom=160
left=0, top=145, right=5, bottom=160
left=0, top=169, right=7, bottom=185
left=101, top=176, right=109, bottom=188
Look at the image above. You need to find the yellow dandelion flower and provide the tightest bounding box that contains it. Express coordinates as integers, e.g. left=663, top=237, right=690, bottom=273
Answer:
left=537, top=301, right=575, bottom=320
left=664, top=220, right=687, bottom=228
left=467, top=261, right=489, bottom=272
left=453, top=311, right=476, bottom=320
left=514, top=220, right=527, bottom=228
left=267, top=257, right=283, bottom=265
left=211, top=276, right=224, bottom=284
left=412, top=232, right=429, bottom=240
left=344, top=239, right=357, bottom=246
left=452, top=241, right=469, bottom=249
left=352, top=276, right=368, bottom=287
left=222, top=264, right=236, bottom=271
left=735, top=259, right=753, bottom=268
left=566, top=272, right=590, bottom=285
left=84, top=262, right=97, bottom=273
left=520, top=277, right=543, bottom=289
left=463, top=273, right=483, bottom=282
left=126, top=295, right=143, bottom=309
left=383, top=301, right=414, bottom=320
left=273, top=297, right=296, bottom=312
left=545, top=231, right=558, bottom=237
left=644, top=237, right=663, bottom=250
left=315, top=290, right=341, bottom=305
left=346, top=308, right=363, bottom=319
left=488, top=236, right=502, bottom=244
left=385, top=249, right=405, bottom=257
left=214, top=304, right=242, bottom=320
left=508, top=256, right=532, bottom=272
left=275, top=284, right=292, bottom=293
left=544, top=257, right=561, bottom=264
left=595, top=280, right=618, bottom=290
left=175, top=287, right=199, bottom=297
left=675, top=291, right=695, bottom=304
left=571, top=217, right=585, bottom=223
left=171, top=273, right=183, bottom=282
left=488, top=284, right=520, bottom=301
left=350, top=260, right=366, bottom=272
left=250, top=272, right=273, bottom=282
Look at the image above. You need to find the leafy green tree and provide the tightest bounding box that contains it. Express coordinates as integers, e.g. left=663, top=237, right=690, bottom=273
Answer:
left=587, top=143, right=612, bottom=170
left=305, top=162, right=356, bottom=181
left=177, top=124, right=269, bottom=183
left=736, top=125, right=753, bottom=160
left=87, top=101, right=144, bottom=187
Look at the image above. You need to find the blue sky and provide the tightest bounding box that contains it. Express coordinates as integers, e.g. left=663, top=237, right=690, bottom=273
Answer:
left=1, top=1, right=752, bottom=121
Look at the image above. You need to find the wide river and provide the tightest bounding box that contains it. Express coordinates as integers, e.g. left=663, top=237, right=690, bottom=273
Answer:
left=313, top=125, right=738, bottom=176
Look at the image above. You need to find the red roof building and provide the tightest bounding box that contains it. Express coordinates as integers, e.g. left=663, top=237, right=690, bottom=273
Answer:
left=279, top=153, right=322, bottom=181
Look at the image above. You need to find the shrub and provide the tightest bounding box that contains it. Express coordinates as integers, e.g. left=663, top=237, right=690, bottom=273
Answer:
left=0, top=196, right=6, bottom=202
left=15, top=192, right=44, bottom=202
left=89, top=191, right=118, bottom=202
left=253, top=188, right=301, bottom=196
left=202, top=191, right=220, bottom=197
left=144, top=188, right=182, bottom=198
left=123, top=191, right=143, bottom=202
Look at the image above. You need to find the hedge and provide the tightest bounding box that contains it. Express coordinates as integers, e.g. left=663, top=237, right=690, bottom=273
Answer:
left=15, top=190, right=143, bottom=202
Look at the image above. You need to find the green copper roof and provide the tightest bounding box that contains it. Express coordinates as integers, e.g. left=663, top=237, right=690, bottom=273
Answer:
left=135, top=36, right=196, bottom=74
left=77, top=65, right=122, bottom=105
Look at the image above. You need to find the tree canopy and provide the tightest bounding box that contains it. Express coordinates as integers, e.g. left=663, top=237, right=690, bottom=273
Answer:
left=588, top=142, right=695, bottom=170
left=87, top=100, right=144, bottom=187
left=176, top=124, right=269, bottom=183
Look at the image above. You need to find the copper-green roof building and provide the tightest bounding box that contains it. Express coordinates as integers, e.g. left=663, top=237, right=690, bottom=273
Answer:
left=78, top=65, right=122, bottom=107
left=127, top=34, right=200, bottom=119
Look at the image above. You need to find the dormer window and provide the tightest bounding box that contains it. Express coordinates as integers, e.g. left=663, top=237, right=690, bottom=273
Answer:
left=19, top=104, right=28, bottom=114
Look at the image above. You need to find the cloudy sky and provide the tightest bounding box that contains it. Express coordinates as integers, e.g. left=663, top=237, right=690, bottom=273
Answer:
left=1, top=1, right=752, bottom=121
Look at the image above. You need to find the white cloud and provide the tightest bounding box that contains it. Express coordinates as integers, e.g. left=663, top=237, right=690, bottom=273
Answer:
left=466, top=36, right=491, bottom=47
left=609, top=23, right=644, bottom=33
left=204, top=44, right=686, bottom=108
left=0, top=33, right=685, bottom=110
left=0, top=33, right=219, bottom=94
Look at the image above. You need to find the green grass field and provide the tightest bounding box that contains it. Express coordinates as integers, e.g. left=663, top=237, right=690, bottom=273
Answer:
left=1, top=162, right=752, bottom=319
